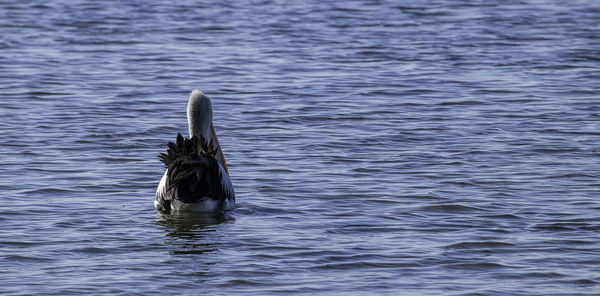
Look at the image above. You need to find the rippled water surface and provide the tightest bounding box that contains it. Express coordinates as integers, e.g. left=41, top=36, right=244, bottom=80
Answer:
left=1, top=0, right=600, bottom=295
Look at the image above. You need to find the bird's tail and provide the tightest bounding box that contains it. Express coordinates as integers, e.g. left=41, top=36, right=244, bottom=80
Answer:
left=158, top=133, right=225, bottom=204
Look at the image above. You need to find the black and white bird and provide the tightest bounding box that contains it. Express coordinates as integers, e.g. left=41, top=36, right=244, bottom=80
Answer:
left=155, top=90, right=235, bottom=212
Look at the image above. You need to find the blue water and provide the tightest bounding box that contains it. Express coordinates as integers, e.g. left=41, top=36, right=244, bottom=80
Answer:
left=1, top=0, right=599, bottom=295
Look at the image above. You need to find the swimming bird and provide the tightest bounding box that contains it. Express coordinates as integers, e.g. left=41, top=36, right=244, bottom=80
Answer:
left=155, top=90, right=235, bottom=212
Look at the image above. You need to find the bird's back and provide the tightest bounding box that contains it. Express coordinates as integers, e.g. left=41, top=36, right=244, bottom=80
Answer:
left=155, top=134, right=235, bottom=212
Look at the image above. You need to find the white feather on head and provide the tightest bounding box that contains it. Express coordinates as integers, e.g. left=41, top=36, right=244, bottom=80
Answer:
left=187, top=89, right=213, bottom=142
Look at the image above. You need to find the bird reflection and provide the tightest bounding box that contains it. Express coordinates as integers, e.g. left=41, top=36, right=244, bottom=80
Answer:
left=154, top=211, right=233, bottom=255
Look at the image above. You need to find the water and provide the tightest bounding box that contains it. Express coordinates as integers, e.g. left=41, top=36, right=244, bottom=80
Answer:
left=1, top=0, right=599, bottom=294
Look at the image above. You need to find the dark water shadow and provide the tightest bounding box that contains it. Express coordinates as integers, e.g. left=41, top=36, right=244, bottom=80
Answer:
left=153, top=211, right=234, bottom=255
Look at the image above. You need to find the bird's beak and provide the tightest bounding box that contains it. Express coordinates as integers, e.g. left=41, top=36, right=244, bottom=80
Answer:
left=210, top=124, right=229, bottom=175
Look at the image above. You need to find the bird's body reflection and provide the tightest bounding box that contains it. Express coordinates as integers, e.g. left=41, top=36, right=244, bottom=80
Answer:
left=154, top=211, right=234, bottom=255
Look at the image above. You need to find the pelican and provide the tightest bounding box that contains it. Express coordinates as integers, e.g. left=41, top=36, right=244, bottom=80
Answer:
left=155, top=90, right=235, bottom=212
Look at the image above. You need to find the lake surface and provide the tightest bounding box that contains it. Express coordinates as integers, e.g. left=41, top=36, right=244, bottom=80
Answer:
left=1, top=0, right=599, bottom=295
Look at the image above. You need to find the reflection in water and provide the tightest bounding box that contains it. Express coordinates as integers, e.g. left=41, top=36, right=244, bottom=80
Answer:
left=154, top=211, right=234, bottom=255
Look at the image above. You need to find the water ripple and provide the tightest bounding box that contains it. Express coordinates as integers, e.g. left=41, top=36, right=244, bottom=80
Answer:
left=1, top=0, right=599, bottom=295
